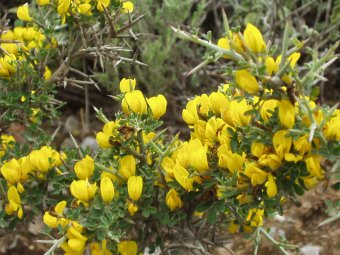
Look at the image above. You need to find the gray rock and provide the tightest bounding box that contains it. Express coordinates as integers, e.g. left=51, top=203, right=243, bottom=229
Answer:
left=300, top=245, right=321, bottom=255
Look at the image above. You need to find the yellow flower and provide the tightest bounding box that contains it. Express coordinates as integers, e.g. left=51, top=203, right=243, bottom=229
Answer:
left=166, top=188, right=183, bottom=211
left=182, top=100, right=199, bottom=125
left=205, top=117, right=225, bottom=143
left=235, top=69, right=260, bottom=94
left=265, top=173, right=277, bottom=197
left=182, top=94, right=211, bottom=125
left=243, top=23, right=266, bottom=53
left=78, top=3, right=92, bottom=15
left=119, top=78, right=136, bottom=93
left=258, top=154, right=282, bottom=170
left=246, top=208, right=264, bottom=227
left=188, top=139, right=209, bottom=172
left=62, top=225, right=87, bottom=253
left=100, top=177, right=115, bottom=203
left=74, top=155, right=94, bottom=180
left=121, top=1, right=134, bottom=13
left=70, top=179, right=97, bottom=203
left=217, top=33, right=244, bottom=55
left=43, top=200, right=67, bottom=228
left=29, top=146, right=61, bottom=173
left=0, top=54, right=17, bottom=77
left=284, top=153, right=303, bottom=163
left=90, top=240, right=112, bottom=255
left=293, top=134, right=312, bottom=155
left=5, top=186, right=23, bottom=219
left=265, top=56, right=278, bottom=75
left=1, top=134, right=15, bottom=152
left=118, top=240, right=137, bottom=255
left=127, top=176, right=143, bottom=201
left=147, top=95, right=167, bottom=119
left=96, top=121, right=118, bottom=148
left=57, top=0, right=71, bottom=24
left=217, top=37, right=230, bottom=50
left=251, top=142, right=268, bottom=158
left=323, top=109, right=340, bottom=141
left=209, top=91, right=229, bottom=114
left=279, top=99, right=295, bottom=128
left=173, top=162, right=194, bottom=191
left=221, top=99, right=251, bottom=127
left=227, top=153, right=246, bottom=174
left=43, top=212, right=58, bottom=228
left=273, top=130, right=292, bottom=159
left=127, top=201, right=138, bottom=216
left=303, top=176, right=320, bottom=189
left=305, top=155, right=324, bottom=178
left=260, top=99, right=279, bottom=122
left=37, top=0, right=50, bottom=5
left=122, top=90, right=148, bottom=115
left=244, top=163, right=268, bottom=185
left=97, top=0, right=110, bottom=12
left=90, top=239, right=112, bottom=255
left=1, top=159, right=27, bottom=185
left=17, top=3, right=32, bottom=22
left=217, top=145, right=232, bottom=169
left=119, top=155, right=136, bottom=180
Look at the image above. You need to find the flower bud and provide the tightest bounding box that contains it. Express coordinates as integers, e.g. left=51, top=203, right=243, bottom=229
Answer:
left=37, top=0, right=49, bottom=5
left=147, top=95, right=167, bottom=119
left=17, top=3, right=32, bottom=22
left=266, top=174, right=277, bottom=197
left=166, top=188, right=183, bottom=211
left=119, top=155, right=136, bottom=180
left=96, top=0, right=110, bottom=12
left=243, top=23, right=266, bottom=53
left=117, top=240, right=137, bottom=255
left=122, top=1, right=134, bottom=13
left=173, top=163, right=194, bottom=191
left=100, top=177, right=115, bottom=203
left=74, top=155, right=94, bottom=180
left=120, top=78, right=136, bottom=93
left=235, top=69, right=260, bottom=94
left=70, top=180, right=97, bottom=203
left=127, top=201, right=138, bottom=216
left=78, top=3, right=92, bottom=15
left=279, top=99, right=295, bottom=128
left=127, top=176, right=143, bottom=201
left=273, top=130, right=292, bottom=159
left=122, top=90, right=147, bottom=115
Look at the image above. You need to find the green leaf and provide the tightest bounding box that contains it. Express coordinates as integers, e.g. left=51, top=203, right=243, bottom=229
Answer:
left=207, top=207, right=217, bottom=224
left=293, top=183, right=304, bottom=196
left=196, top=203, right=210, bottom=212
left=332, top=182, right=340, bottom=190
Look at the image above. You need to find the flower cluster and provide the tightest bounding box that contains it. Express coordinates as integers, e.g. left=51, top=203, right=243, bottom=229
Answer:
left=1, top=145, right=64, bottom=218
left=18, top=0, right=134, bottom=25
left=0, top=26, right=53, bottom=78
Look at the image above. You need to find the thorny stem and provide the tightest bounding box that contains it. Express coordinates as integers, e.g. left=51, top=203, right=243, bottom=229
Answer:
left=279, top=22, right=291, bottom=70
left=258, top=227, right=299, bottom=255
left=299, top=42, right=339, bottom=89
left=40, top=236, right=66, bottom=255
left=95, top=163, right=125, bottom=181
left=171, top=27, right=244, bottom=62
left=69, top=132, right=84, bottom=158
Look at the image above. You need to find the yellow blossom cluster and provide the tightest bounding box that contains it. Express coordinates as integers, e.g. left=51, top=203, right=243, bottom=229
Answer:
left=18, top=0, right=134, bottom=24
left=0, top=26, right=52, bottom=78
left=0, top=145, right=64, bottom=218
